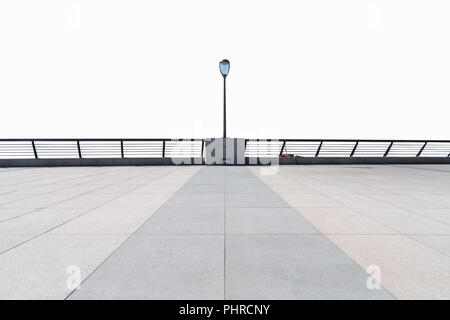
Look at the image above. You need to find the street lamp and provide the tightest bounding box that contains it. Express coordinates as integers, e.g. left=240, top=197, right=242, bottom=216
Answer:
left=219, top=59, right=230, bottom=138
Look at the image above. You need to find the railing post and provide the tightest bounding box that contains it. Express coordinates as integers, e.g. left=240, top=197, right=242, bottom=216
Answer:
left=350, top=141, right=359, bottom=157
left=200, top=139, right=204, bottom=161
left=384, top=141, right=394, bottom=157
left=77, top=140, right=82, bottom=158
left=416, top=142, right=427, bottom=157
left=31, top=140, right=38, bottom=159
left=315, top=141, right=323, bottom=157
left=162, top=140, right=166, bottom=158
left=120, top=140, right=124, bottom=158
left=279, top=141, right=286, bottom=156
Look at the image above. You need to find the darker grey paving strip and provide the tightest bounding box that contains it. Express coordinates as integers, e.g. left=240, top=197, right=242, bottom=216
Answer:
left=70, top=167, right=225, bottom=300
left=70, top=166, right=395, bottom=300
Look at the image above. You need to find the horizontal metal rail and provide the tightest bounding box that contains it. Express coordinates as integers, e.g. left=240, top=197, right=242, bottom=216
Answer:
left=0, top=139, right=204, bottom=160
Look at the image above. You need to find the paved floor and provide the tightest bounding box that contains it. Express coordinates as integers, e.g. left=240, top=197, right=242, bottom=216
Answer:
left=0, top=165, right=449, bottom=299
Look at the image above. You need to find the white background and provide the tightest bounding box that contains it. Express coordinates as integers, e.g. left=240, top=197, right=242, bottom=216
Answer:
left=0, top=0, right=449, bottom=139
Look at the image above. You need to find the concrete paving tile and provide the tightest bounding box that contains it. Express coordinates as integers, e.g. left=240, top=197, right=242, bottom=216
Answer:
left=0, top=208, right=88, bottom=236
left=0, top=208, right=35, bottom=222
left=178, top=184, right=224, bottom=194
left=252, top=175, right=299, bottom=185
left=225, top=192, right=289, bottom=208
left=185, top=174, right=225, bottom=185
left=407, top=208, right=450, bottom=225
left=326, top=194, right=391, bottom=208
left=137, top=207, right=224, bottom=234
left=164, top=193, right=225, bottom=208
left=226, top=235, right=394, bottom=299
left=328, top=235, right=450, bottom=299
left=130, top=184, right=183, bottom=194
left=370, top=194, right=447, bottom=209
left=102, top=194, right=171, bottom=208
left=49, top=184, right=102, bottom=195
left=0, top=234, right=128, bottom=299
left=49, top=194, right=119, bottom=209
left=264, top=184, right=318, bottom=194
left=294, top=208, right=395, bottom=235
left=0, top=193, right=32, bottom=206
left=14, top=184, right=71, bottom=195
left=354, top=208, right=450, bottom=235
left=50, top=208, right=159, bottom=235
left=226, top=208, right=318, bottom=234
left=225, top=183, right=273, bottom=194
left=150, top=173, right=206, bottom=185
left=3, top=194, right=78, bottom=208
left=409, top=235, right=450, bottom=257
left=412, top=194, right=450, bottom=207
left=70, top=235, right=224, bottom=300
left=90, top=184, right=144, bottom=194
left=225, top=176, right=263, bottom=186
left=309, top=184, right=355, bottom=194
left=279, top=194, right=343, bottom=208
left=0, top=235, right=33, bottom=253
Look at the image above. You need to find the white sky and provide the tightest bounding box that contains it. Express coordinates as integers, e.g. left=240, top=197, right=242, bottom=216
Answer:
left=0, top=0, right=449, bottom=139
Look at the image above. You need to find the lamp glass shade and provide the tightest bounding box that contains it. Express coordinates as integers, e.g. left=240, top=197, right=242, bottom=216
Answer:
left=219, top=59, right=230, bottom=77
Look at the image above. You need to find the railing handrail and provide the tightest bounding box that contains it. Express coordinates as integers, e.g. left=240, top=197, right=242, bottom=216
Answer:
left=0, top=138, right=204, bottom=142
left=245, top=139, right=450, bottom=143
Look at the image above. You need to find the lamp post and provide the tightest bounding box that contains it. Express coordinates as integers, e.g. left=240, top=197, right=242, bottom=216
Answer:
left=219, top=59, right=230, bottom=165
left=219, top=59, right=230, bottom=139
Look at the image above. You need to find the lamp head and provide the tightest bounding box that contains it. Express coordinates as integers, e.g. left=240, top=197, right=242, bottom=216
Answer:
left=219, top=59, right=230, bottom=77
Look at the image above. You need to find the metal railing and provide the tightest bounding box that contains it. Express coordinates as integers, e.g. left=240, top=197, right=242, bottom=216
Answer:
left=244, top=139, right=450, bottom=158
left=1, top=138, right=450, bottom=161
left=0, top=139, right=204, bottom=160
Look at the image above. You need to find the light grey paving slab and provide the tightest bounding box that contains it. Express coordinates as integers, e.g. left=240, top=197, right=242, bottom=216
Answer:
left=0, top=208, right=35, bottom=222
left=408, top=208, right=450, bottom=225
left=326, top=194, right=390, bottom=208
left=137, top=207, right=224, bottom=234
left=3, top=194, right=78, bottom=208
left=226, top=235, right=394, bottom=300
left=225, top=176, right=264, bottom=186
left=187, top=173, right=225, bottom=185
left=163, top=193, right=224, bottom=208
left=0, top=234, right=128, bottom=300
left=225, top=192, right=289, bottom=208
left=409, top=235, right=450, bottom=257
left=225, top=183, right=274, bottom=194
left=177, top=184, right=224, bottom=194
left=0, top=193, right=32, bottom=206
left=370, top=193, right=447, bottom=209
left=50, top=208, right=160, bottom=235
left=0, top=208, right=88, bottom=236
left=226, top=208, right=318, bottom=235
left=70, top=235, right=224, bottom=300
left=90, top=184, right=144, bottom=194
left=130, top=184, right=183, bottom=194
left=101, top=193, right=171, bottom=208
left=354, top=208, right=450, bottom=235
left=49, top=194, right=120, bottom=209
left=0, top=235, right=31, bottom=253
